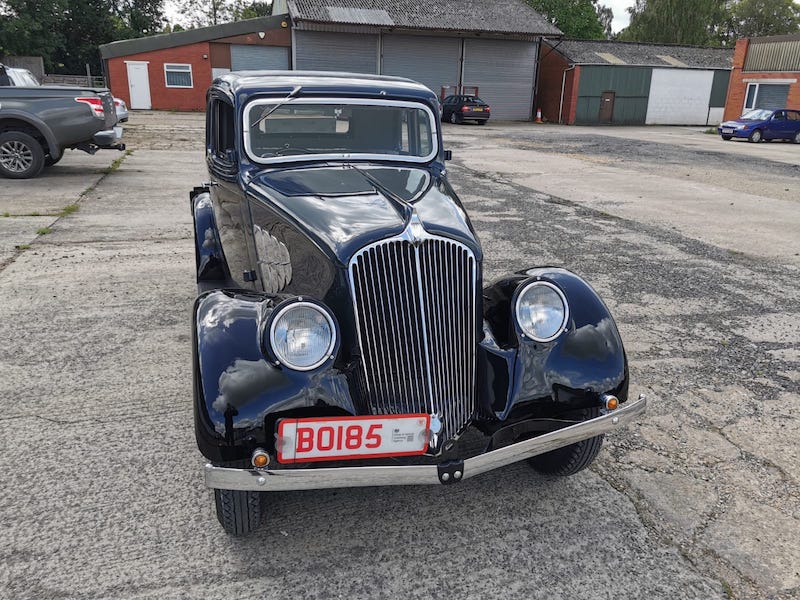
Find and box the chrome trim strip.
[204,395,647,492]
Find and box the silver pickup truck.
[0,63,125,179]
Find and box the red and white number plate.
[277,414,430,464]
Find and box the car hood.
[721,118,764,127]
[246,165,482,266]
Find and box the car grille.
[348,226,478,446]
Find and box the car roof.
[216,70,438,104]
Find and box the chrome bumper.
[204,394,647,492]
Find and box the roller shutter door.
[756,84,789,110]
[645,69,714,125]
[462,39,537,120]
[382,35,461,97]
[230,45,289,70]
[294,31,378,74]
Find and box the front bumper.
[204,394,647,492]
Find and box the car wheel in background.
[214,488,264,536]
[748,129,763,143]
[0,131,45,179]
[721,135,732,141]
[527,407,605,476]
[450,112,459,124]
[793,131,800,144]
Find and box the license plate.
[473,107,483,112]
[721,128,734,134]
[277,414,430,464]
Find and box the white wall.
[645,69,715,125]
[707,107,725,126]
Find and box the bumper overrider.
[205,394,647,492]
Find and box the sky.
[605,0,635,33]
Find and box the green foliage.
[618,0,729,45]
[527,0,611,39]
[729,0,800,38]
[173,0,271,27]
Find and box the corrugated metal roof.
[550,39,733,69]
[287,0,562,36]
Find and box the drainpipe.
[559,64,576,125]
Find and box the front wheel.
[721,135,732,141]
[214,488,265,536]
[748,129,763,143]
[0,131,45,179]
[528,407,604,476]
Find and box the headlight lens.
[269,301,336,371]
[515,281,569,343]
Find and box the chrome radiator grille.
[348,228,478,445]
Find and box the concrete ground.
[0,114,797,600]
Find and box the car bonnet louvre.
[347,216,478,448]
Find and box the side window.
[773,111,785,121]
[788,111,800,121]
[209,98,235,163]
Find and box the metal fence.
[41,74,107,88]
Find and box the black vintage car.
[191,71,646,535]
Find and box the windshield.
[741,109,772,120]
[244,98,437,164]
[9,68,40,86]
[464,96,486,104]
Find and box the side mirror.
[444,150,452,161]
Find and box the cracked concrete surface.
[0,115,797,599]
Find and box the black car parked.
[441,94,491,125]
[191,71,646,536]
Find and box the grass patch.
[704,127,718,135]
[36,227,52,235]
[102,148,134,174]
[59,203,79,217]
[15,243,30,250]
[2,212,9,217]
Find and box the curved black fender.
[191,189,236,291]
[193,289,356,463]
[479,267,628,420]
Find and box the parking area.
[0,114,798,600]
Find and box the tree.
[527,0,612,39]
[618,0,729,45]
[0,0,68,71]
[596,3,614,38]
[729,0,800,38]
[115,0,166,38]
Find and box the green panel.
[709,70,730,108]
[577,65,652,97]
[575,65,652,124]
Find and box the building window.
[164,63,193,88]
[743,82,790,113]
[744,83,757,111]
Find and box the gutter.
[559,64,576,124]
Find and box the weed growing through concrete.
[60,203,79,217]
[36,227,52,235]
[2,212,9,217]
[15,244,30,250]
[102,148,134,174]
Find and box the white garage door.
[462,39,538,120]
[230,45,289,71]
[646,69,714,125]
[294,31,378,74]
[381,35,461,97]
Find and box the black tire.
[748,129,762,143]
[0,130,45,179]
[793,131,800,144]
[214,488,265,536]
[45,149,63,167]
[721,135,732,141]
[528,407,604,476]
[450,111,460,124]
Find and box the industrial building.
[538,39,733,126]
[723,34,800,120]
[99,0,561,120]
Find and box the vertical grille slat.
[349,229,478,447]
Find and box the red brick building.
[723,34,800,121]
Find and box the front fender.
[193,290,356,463]
[480,267,628,420]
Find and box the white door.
[126,62,151,110]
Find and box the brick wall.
[107,42,212,111]
[723,38,800,120]
[537,42,579,124]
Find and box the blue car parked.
[718,108,800,143]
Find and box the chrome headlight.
[514,281,569,343]
[269,300,336,371]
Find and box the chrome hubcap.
[0,140,34,172]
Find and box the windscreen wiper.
[346,164,413,218]
[250,85,302,129]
